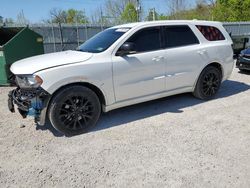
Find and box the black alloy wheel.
[202,72,220,97]
[193,66,222,99]
[48,86,101,136]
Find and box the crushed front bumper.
[8,87,50,125]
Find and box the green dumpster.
[0,27,44,85]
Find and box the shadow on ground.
[36,80,250,137]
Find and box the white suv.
[8,20,234,135]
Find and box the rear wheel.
[48,86,101,136]
[193,66,222,100]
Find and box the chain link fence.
[224,22,250,54]
[30,24,110,53]
[2,22,250,54]
[2,23,110,53]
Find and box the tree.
[183,1,212,20]
[168,0,187,19]
[121,2,137,23]
[50,8,67,23]
[213,0,250,21]
[164,0,213,21]
[105,0,138,24]
[16,11,30,25]
[146,8,158,21]
[158,14,169,20]
[66,9,88,24]
[90,7,111,26]
[0,16,3,24]
[49,8,88,24]
[4,18,14,24]
[146,8,170,21]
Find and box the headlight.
[16,75,43,88]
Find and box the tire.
[48,85,101,136]
[193,66,222,100]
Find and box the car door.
[163,25,205,91]
[112,26,166,101]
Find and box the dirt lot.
[0,68,250,188]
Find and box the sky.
[0,0,195,23]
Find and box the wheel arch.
[38,81,107,126]
[206,62,224,76]
[48,82,106,118]
[50,82,107,107]
[193,62,224,90]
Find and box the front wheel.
[193,66,222,100]
[48,86,101,136]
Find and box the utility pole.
[100,7,104,31]
[149,8,156,21]
[75,18,80,47]
[152,8,156,21]
[136,0,141,22]
[50,18,56,52]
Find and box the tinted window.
[79,28,130,53]
[196,25,225,41]
[164,25,199,48]
[126,27,161,53]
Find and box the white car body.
[11,20,234,113]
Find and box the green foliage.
[155,0,250,22]
[147,9,158,21]
[66,9,88,24]
[121,2,138,23]
[105,0,138,24]
[158,14,169,20]
[213,0,250,21]
[167,1,212,20]
[146,9,170,21]
[50,8,88,24]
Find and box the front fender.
[35,63,115,106]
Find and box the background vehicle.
[231,36,249,57]
[236,47,250,71]
[8,20,234,135]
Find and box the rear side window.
[196,25,225,41]
[163,25,199,48]
[126,27,161,52]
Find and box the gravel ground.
[0,68,250,188]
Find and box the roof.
[111,20,222,29]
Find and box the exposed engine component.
[8,87,49,122]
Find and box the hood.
[10,50,93,75]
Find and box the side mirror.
[116,42,136,56]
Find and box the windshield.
[78,28,130,53]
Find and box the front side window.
[79,28,130,53]
[164,25,199,48]
[196,25,225,41]
[126,27,161,53]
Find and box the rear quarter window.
[196,25,225,41]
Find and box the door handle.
[197,49,206,55]
[152,56,164,61]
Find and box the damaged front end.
[8,76,51,125]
